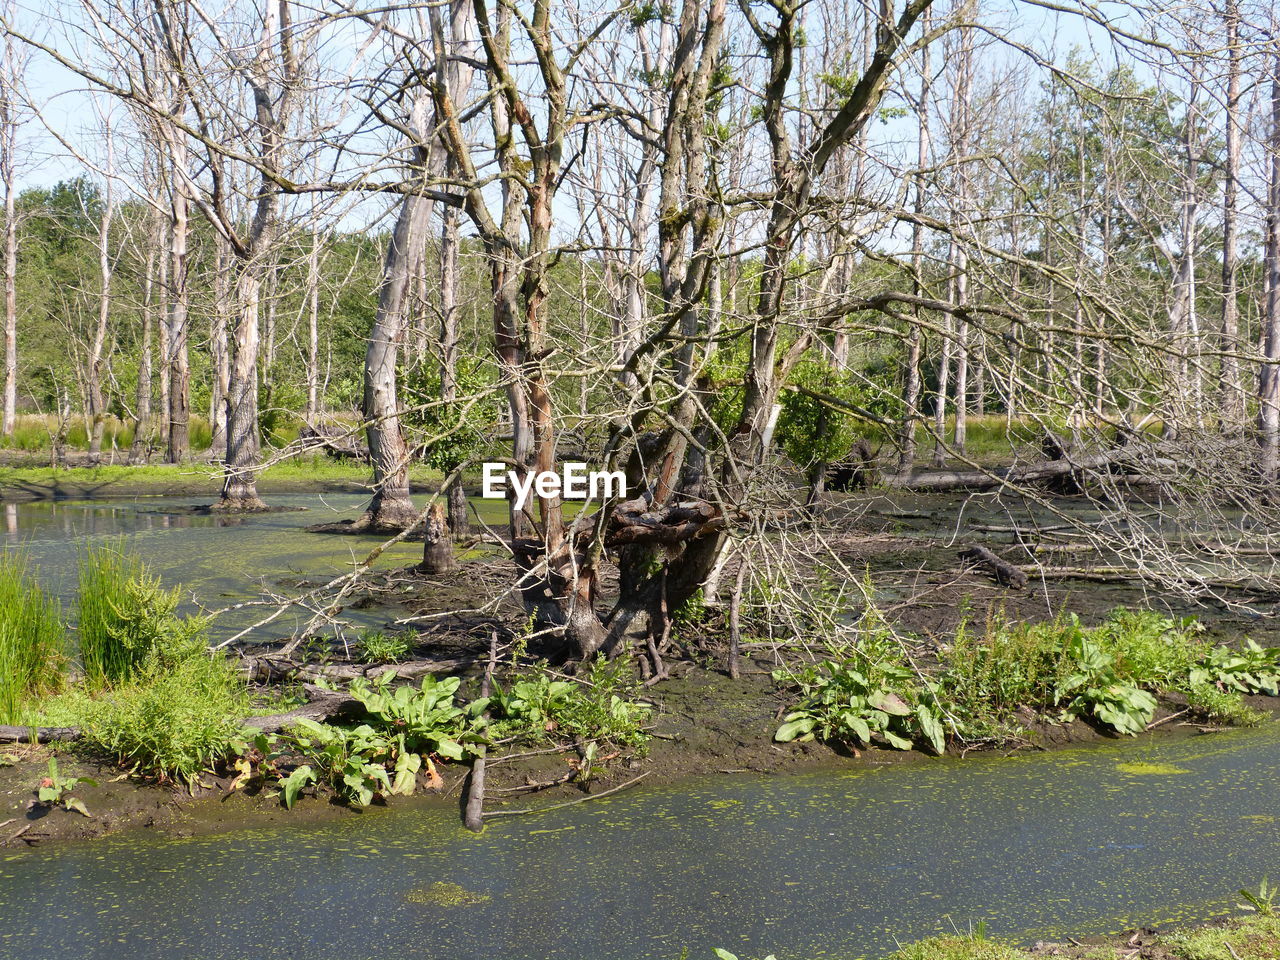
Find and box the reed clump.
[0,552,66,724]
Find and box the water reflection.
[0,494,428,644]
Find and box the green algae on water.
[404,882,491,907]
[1114,761,1191,775]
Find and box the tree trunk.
[305,227,320,423]
[217,265,267,510]
[87,130,114,465]
[210,238,231,457]
[1219,0,1244,427]
[1261,47,1280,483]
[360,132,432,531]
[418,502,456,574]
[166,166,190,464]
[129,245,155,464]
[439,198,469,539]
[0,27,15,440]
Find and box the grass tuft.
[0,552,66,724]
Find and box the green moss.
[1114,761,1191,775]
[404,881,491,907]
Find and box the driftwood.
[958,545,1029,589]
[298,422,369,461]
[888,450,1123,492]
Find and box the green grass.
[0,455,444,493]
[886,934,1028,960]
[77,543,209,688]
[1164,915,1280,960]
[0,552,66,724]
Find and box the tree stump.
[828,438,875,492]
[419,502,456,574]
[1041,432,1083,495]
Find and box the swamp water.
[2,494,1278,958]
[1,724,1278,960]
[0,494,509,644]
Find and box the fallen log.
[888,450,1122,492]
[0,725,80,744]
[958,545,1029,589]
[237,654,479,685]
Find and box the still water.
[0,494,508,644]
[1,724,1276,960]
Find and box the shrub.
[0,552,65,724]
[77,544,207,688]
[71,642,249,786]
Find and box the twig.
[481,772,651,818]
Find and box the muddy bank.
[4,655,1274,851]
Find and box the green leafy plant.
[489,655,651,750]
[282,672,486,808]
[359,630,412,664]
[278,764,318,810]
[774,632,945,754]
[347,672,483,761]
[1053,634,1158,735]
[1190,639,1280,696]
[36,757,97,817]
[286,719,420,807]
[1239,877,1277,917]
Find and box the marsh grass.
[0,413,211,453]
[0,552,65,724]
[78,542,211,688]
